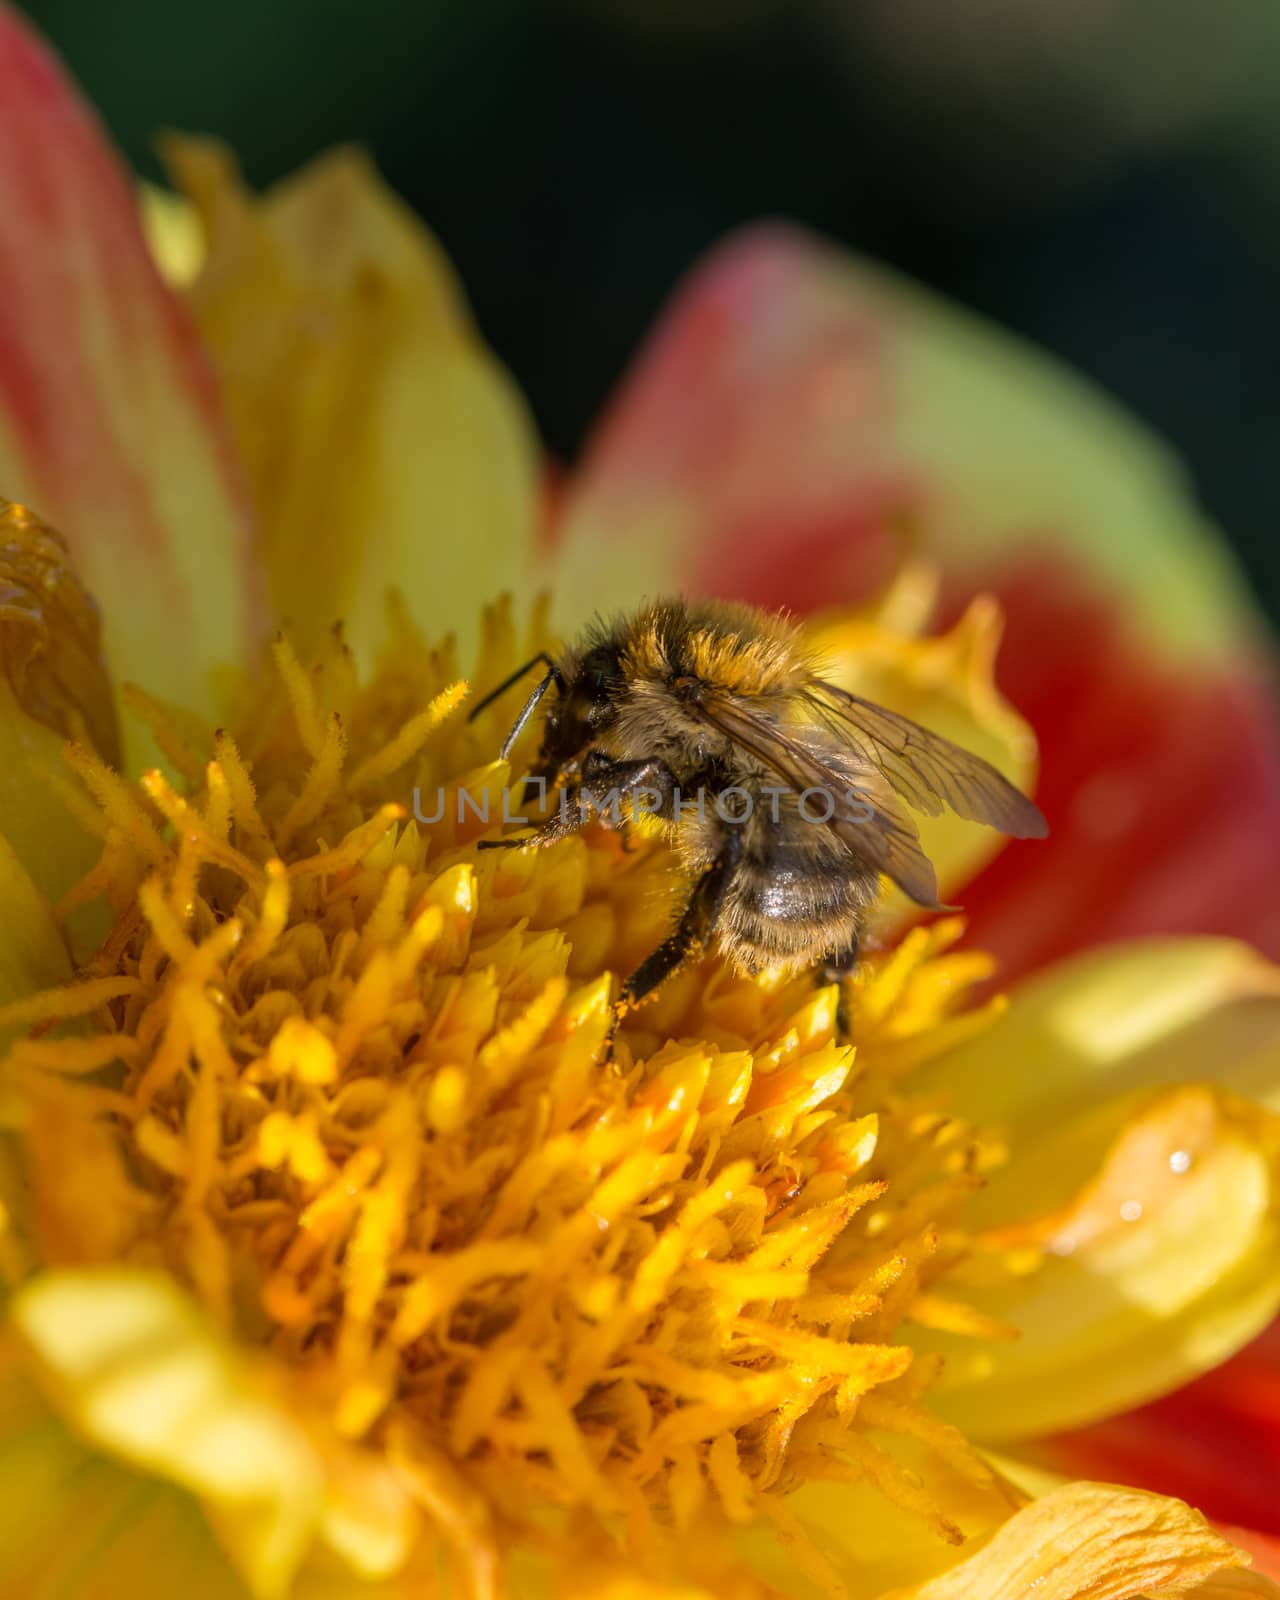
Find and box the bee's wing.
[803,678,1048,839]
[695,691,947,909]
[836,786,948,910]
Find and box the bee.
[470,598,1046,1022]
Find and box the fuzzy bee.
[471,598,1046,1018]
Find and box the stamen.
[1,611,1018,1595]
[348,679,467,790]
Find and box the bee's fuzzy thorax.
[613,597,810,698]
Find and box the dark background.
[26,0,1280,622]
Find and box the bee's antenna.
[467,652,565,723]
[498,672,559,761]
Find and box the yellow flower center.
[0,599,1018,1596]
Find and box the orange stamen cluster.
[0,600,1015,1596]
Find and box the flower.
[0,5,1279,1597]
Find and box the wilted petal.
[0,499,106,911]
[880,1481,1279,1599]
[0,498,118,766]
[0,5,258,720]
[164,136,541,667]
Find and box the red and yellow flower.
[0,6,1278,1596]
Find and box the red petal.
[556,225,1280,977]
[948,553,1280,983]
[0,6,258,720]
[1044,1321,1280,1538]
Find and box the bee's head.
[538,642,620,775]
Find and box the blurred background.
[26,0,1280,621]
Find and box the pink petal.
[0,6,259,724]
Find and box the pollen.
[0,599,1017,1597]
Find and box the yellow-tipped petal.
[13,1269,323,1598]
[881,1481,1279,1599]
[807,589,1040,916]
[162,137,540,667]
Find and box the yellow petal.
[915,1084,1280,1439]
[0,1354,247,1599]
[736,1441,1022,1600]
[903,940,1280,1438]
[880,1480,1279,1599]
[163,137,541,667]
[0,1348,434,1600]
[807,587,1040,915]
[0,832,71,1021]
[12,1268,324,1598]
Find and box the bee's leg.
[476,790,586,851]
[819,941,860,1044]
[619,830,742,1014]
[579,751,679,830]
